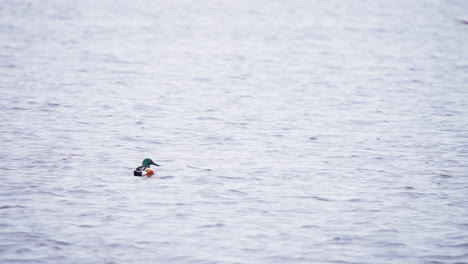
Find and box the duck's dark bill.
[152,162,161,166]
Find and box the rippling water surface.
[1,0,468,263]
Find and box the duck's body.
[134,158,160,177]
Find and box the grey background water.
[1,0,468,263]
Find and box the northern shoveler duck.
[133,158,160,177]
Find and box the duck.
[133,158,160,177]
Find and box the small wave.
[313,196,332,202]
[228,189,248,195]
[0,205,26,210]
[438,174,453,179]
[157,176,174,180]
[198,223,224,228]
[186,165,212,172]
[300,224,319,229]
[438,242,468,248]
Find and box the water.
[1,0,468,263]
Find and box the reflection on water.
[1,1,468,263]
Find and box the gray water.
[1,0,468,263]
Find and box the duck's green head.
[142,158,160,167]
